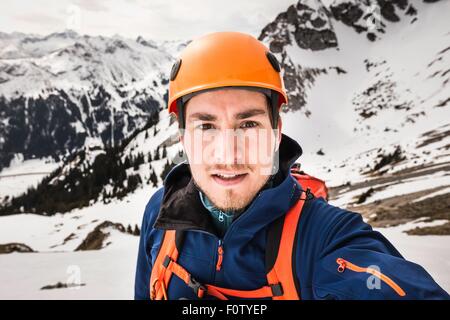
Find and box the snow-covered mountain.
[1,0,449,218]
[0,0,448,220]
[0,30,186,172]
[258,0,449,228]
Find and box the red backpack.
[150,165,328,300]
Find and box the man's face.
[181,88,282,212]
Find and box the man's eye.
[197,123,215,130]
[240,121,259,129]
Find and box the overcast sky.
[0,0,296,41]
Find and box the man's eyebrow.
[188,112,217,121]
[235,108,267,120]
[187,108,266,121]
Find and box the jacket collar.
[153,134,304,236]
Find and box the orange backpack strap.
[265,191,306,299]
[205,185,309,300]
[150,230,186,300]
[265,169,328,300]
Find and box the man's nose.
[212,129,244,165]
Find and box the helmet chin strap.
[270,91,279,129]
[176,99,185,130]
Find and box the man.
[134,32,449,300]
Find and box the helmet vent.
[170,59,182,81]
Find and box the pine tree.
[102,190,108,204]
[133,152,144,171]
[154,147,160,161]
[150,169,158,187]
[124,155,131,168]
[133,224,141,236]
[133,153,145,170]
[160,159,174,181]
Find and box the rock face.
[75,221,126,251]
[258,0,429,113]
[0,242,34,254]
[329,0,419,41]
[260,1,337,53]
[259,1,339,113]
[40,282,86,290]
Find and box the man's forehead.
[185,89,268,118]
[190,88,265,104]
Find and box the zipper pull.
[337,258,346,273]
[218,211,224,222]
[216,240,224,271]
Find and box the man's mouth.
[211,173,248,186]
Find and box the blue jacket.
[134,134,449,300]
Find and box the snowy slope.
[0,183,152,252]
[267,0,450,188]
[0,214,448,299]
[0,241,139,299]
[0,156,60,202]
[374,220,450,293]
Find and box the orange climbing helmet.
[168,31,288,119]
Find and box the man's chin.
[196,179,265,212]
[209,191,251,212]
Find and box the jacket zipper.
[336,258,406,297]
[214,184,300,274]
[172,182,299,276]
[216,239,224,271]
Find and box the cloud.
[73,0,110,12]
[14,13,64,26]
[0,0,295,41]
